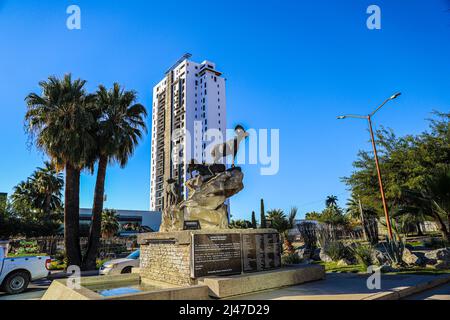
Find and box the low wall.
[140,240,193,286]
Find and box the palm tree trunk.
[432,211,450,242]
[64,164,82,267]
[43,194,52,224]
[82,155,108,271]
[416,222,424,236]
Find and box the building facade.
[79,208,162,235]
[150,54,227,211]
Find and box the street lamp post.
[337,92,401,240]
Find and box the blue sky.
[0,0,449,220]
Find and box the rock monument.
[138,126,285,286]
[160,165,244,232]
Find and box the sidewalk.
[229,273,450,300]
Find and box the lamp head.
[337,115,346,120]
[390,92,401,100]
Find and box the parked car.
[0,247,51,294]
[99,250,140,275]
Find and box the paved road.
[0,270,99,300]
[404,282,450,300]
[0,278,51,300]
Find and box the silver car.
[99,250,140,275]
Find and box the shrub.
[381,235,405,267]
[323,241,348,261]
[14,240,40,256]
[282,253,302,265]
[350,244,374,268]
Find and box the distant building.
[79,208,161,236]
[150,54,227,211]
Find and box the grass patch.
[313,261,450,275]
[405,241,423,247]
[312,261,366,273]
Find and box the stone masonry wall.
[140,242,194,286]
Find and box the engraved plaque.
[191,233,242,278]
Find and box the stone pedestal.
[138,229,281,286]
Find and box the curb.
[47,270,99,280]
[362,275,450,300]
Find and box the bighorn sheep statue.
[210,125,249,167]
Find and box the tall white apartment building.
[150,54,227,212]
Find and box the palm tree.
[25,74,96,266]
[101,209,120,238]
[266,207,298,253]
[325,195,338,208]
[11,181,35,214]
[345,195,361,221]
[305,211,321,221]
[30,162,64,220]
[82,83,147,270]
[11,162,63,224]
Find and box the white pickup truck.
[0,247,51,294]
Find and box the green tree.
[82,83,147,270]
[397,166,450,241]
[101,209,120,238]
[251,211,257,228]
[343,111,450,239]
[260,199,267,228]
[25,74,96,266]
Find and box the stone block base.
[199,264,326,298]
[138,229,281,286]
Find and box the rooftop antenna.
[165,53,192,74]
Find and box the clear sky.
[1,0,449,220]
